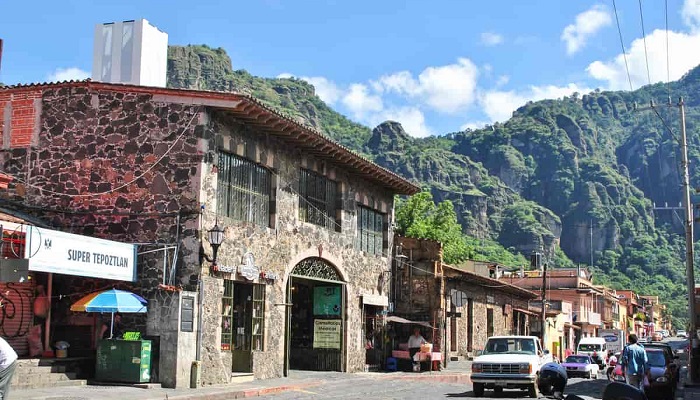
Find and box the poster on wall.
[313,286,341,316]
[313,319,341,349]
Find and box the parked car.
[645,348,680,399]
[651,332,663,342]
[561,355,599,379]
[470,336,553,398]
[677,330,688,338]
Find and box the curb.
[377,373,471,384]
[152,381,322,400]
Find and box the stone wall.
[445,277,532,357]
[195,112,396,381]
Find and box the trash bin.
[55,341,70,358]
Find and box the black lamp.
[199,223,225,266]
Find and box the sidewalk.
[10,362,473,400]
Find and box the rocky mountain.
[167,44,698,323]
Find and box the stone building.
[0,81,418,387]
[391,236,537,362]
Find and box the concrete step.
[13,379,87,390]
[230,372,254,384]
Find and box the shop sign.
[313,319,341,349]
[24,226,137,282]
[313,286,341,316]
[259,271,278,281]
[239,252,259,281]
[216,265,236,274]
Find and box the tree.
[395,192,471,264]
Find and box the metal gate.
[0,282,35,356]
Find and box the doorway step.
[12,358,90,389]
[231,372,254,384]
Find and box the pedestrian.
[0,336,18,400]
[538,362,568,400]
[620,334,648,391]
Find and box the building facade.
[0,81,418,386]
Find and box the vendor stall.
[385,316,442,372]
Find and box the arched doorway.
[285,257,345,373]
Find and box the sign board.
[239,252,259,281]
[313,319,341,349]
[24,226,137,282]
[313,286,341,316]
[450,289,467,308]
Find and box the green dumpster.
[96,339,152,383]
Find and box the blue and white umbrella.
[70,289,147,338]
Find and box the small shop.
[286,257,345,372]
[0,222,140,364]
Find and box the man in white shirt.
[407,327,426,363]
[0,336,18,399]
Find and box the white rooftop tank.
[92,19,168,87]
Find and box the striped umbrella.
[71,289,147,338]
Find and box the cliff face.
[166,45,698,320]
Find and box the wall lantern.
[199,223,226,266]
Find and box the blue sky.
[2,0,700,137]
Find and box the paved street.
[261,338,690,400]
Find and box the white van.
[576,337,607,368]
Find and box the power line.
[612,0,634,91]
[638,0,653,86]
[665,0,672,100]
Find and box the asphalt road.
[261,337,690,400]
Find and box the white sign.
[313,319,341,349]
[239,252,259,281]
[24,226,137,282]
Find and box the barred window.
[217,152,272,227]
[356,205,385,255]
[299,169,339,231]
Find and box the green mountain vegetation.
[167,44,700,327]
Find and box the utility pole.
[639,97,697,383]
[541,262,547,351]
[679,97,697,385]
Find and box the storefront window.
[356,205,385,255]
[217,152,272,227]
[221,280,234,350]
[299,169,340,231]
[221,281,265,352]
[252,284,265,351]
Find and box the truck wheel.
[528,383,538,398]
[473,383,484,397]
[494,387,503,395]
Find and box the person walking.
[620,334,649,391]
[0,336,18,399]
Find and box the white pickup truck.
[470,336,554,398]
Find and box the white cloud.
[561,5,612,55]
[371,107,432,138]
[480,83,591,122]
[341,83,384,119]
[480,32,504,46]
[496,75,510,87]
[302,76,342,105]
[376,58,479,114]
[683,0,700,31]
[460,120,490,131]
[587,29,700,90]
[277,73,343,105]
[47,67,90,82]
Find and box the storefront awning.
[386,316,433,328]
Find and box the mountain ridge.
[167,44,698,325]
